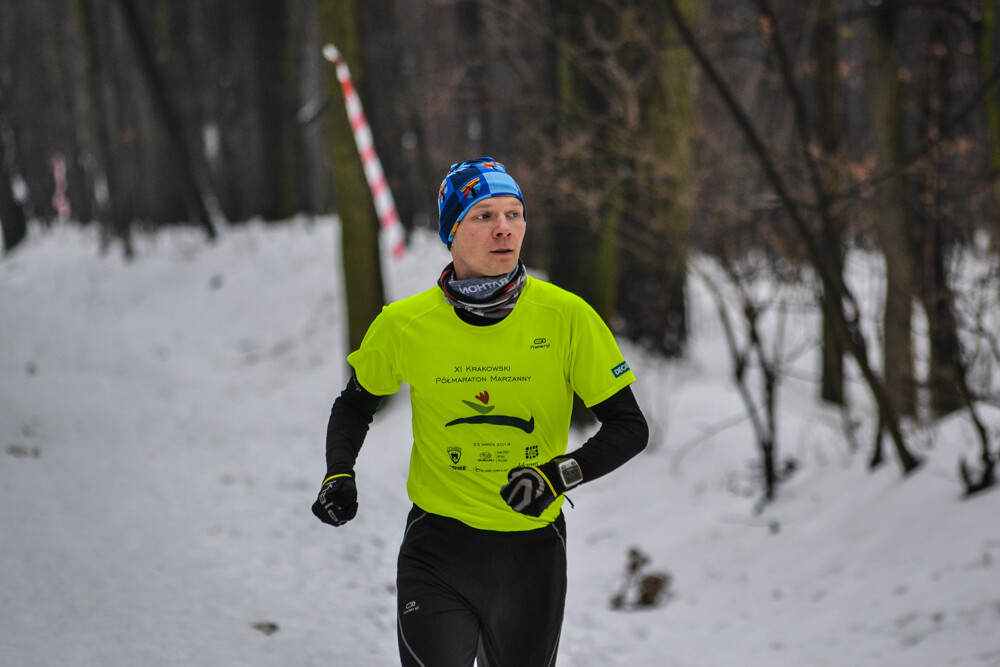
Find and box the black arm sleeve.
[565,386,648,484]
[324,373,385,477]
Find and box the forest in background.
[2,0,998,501]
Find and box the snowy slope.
[1,218,998,667]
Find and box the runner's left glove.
[312,473,358,527]
[500,457,582,517]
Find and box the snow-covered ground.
[2,217,998,666]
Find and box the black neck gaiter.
[437,261,527,320]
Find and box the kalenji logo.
[612,361,631,378]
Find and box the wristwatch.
[556,458,583,490]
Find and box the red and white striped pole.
[323,44,406,260]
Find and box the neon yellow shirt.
[347,276,636,531]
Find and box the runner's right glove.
[311,473,358,527]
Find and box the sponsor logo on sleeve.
[612,361,631,378]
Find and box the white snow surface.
[2,217,999,667]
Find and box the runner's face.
[450,196,525,279]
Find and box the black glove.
[500,457,582,517]
[312,473,358,527]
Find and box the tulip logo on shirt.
[446,390,535,433]
[462,391,494,414]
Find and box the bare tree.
[665,0,923,476]
[694,256,803,507]
[953,249,999,495]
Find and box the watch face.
[559,459,583,487]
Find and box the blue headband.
[437,157,524,246]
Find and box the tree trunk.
[871,3,916,417]
[982,0,1000,244]
[294,0,332,215]
[816,0,846,405]
[359,0,417,231]
[321,0,386,354]
[76,0,132,255]
[914,16,964,417]
[617,0,691,357]
[918,248,963,416]
[111,0,220,238]
[0,88,28,252]
[254,0,299,221]
[547,0,619,323]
